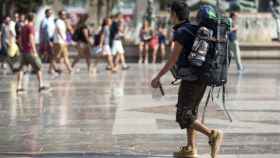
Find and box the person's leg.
[152,45,159,64]
[48,52,60,74]
[120,53,129,69]
[138,42,143,63]
[192,120,211,137]
[232,41,243,71]
[36,70,44,88]
[52,43,62,73]
[106,54,115,71]
[113,53,120,70]
[6,57,15,73]
[94,54,101,68]
[175,80,223,158]
[71,45,82,69]
[62,44,72,73]
[16,55,26,91]
[175,81,201,157]
[105,45,117,72]
[144,43,149,64]
[160,44,166,62]
[276,18,280,41]
[16,70,24,90]
[187,128,197,149]
[115,41,128,69]
[84,46,92,72]
[111,42,120,70]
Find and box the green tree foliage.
[1,0,43,17]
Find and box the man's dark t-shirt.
[76,25,89,43]
[173,21,199,68]
[21,24,35,53]
[110,21,121,46]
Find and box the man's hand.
[151,77,160,88]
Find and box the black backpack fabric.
[110,21,119,46]
[72,27,81,42]
[172,6,231,88]
[93,32,101,47]
[73,25,88,42]
[198,19,231,87]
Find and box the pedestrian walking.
[229,12,244,72]
[93,17,116,72]
[151,1,223,158]
[53,10,72,74]
[16,13,48,93]
[72,15,92,73]
[110,13,129,70]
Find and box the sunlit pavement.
[0,60,280,158]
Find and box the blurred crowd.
[0,8,240,92]
[0,9,173,76]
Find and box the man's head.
[26,13,35,23]
[58,10,66,20]
[14,13,19,21]
[45,9,53,18]
[4,16,11,24]
[230,12,237,21]
[116,13,123,20]
[20,14,25,22]
[102,17,112,27]
[169,0,190,25]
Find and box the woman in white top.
[93,18,116,72]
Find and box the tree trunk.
[97,0,103,25]
[106,0,110,17]
[8,0,16,16]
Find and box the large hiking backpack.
[171,5,233,122]
[198,5,232,122]
[183,5,231,87]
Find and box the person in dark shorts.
[151,1,223,158]
[71,15,92,73]
[158,25,167,63]
[138,20,153,64]
[16,13,48,93]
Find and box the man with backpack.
[151,1,224,158]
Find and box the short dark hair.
[45,9,51,15]
[170,0,190,21]
[26,13,35,22]
[230,12,236,18]
[58,10,66,16]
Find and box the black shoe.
[55,69,62,74]
[12,68,19,74]
[39,86,49,93]
[16,88,25,93]
[31,70,37,75]
[106,66,112,71]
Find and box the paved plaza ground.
[0,60,279,158]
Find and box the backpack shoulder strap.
[182,26,196,38]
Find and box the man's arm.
[65,20,74,34]
[82,28,91,44]
[56,21,65,41]
[29,29,37,55]
[0,31,2,48]
[151,41,183,88]
[231,24,238,32]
